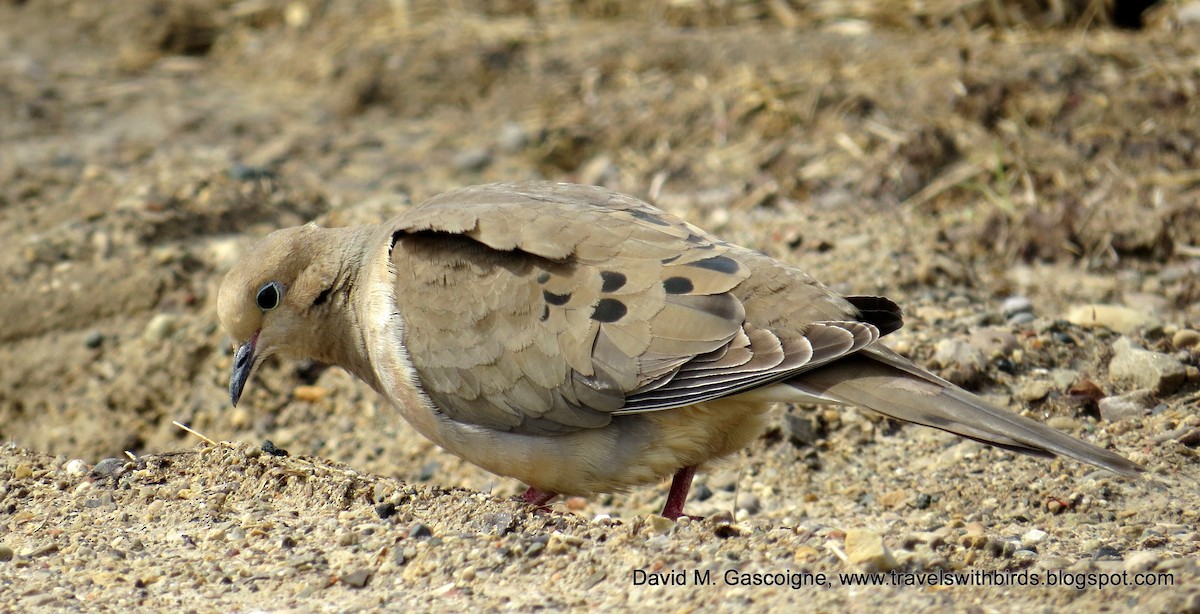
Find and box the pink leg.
[521,486,558,508]
[660,466,697,520]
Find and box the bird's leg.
[520,486,558,510]
[660,465,698,520]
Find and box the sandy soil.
[2,1,1199,611]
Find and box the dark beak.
[229,333,258,406]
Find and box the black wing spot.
[600,271,627,293]
[543,290,572,306]
[591,298,628,323]
[663,276,694,294]
[688,255,740,274]
[540,304,550,321]
[629,208,671,226]
[846,295,904,336]
[536,271,551,284]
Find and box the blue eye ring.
[255,281,283,311]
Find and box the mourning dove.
[217,181,1141,519]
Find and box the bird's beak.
[229,332,259,406]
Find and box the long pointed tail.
[785,346,1143,477]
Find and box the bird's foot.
[519,486,559,513]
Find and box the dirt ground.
[2,0,1199,611]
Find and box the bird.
[217,181,1141,520]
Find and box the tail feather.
[785,345,1143,478]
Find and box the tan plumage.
[217,181,1141,519]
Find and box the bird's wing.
[387,182,875,434]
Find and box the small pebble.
[452,148,492,172]
[647,515,675,535]
[844,529,898,571]
[417,461,439,482]
[496,122,528,152]
[293,385,328,403]
[1036,556,1071,571]
[142,313,179,343]
[1007,312,1035,325]
[408,523,433,539]
[1013,549,1038,562]
[0,545,12,562]
[969,328,1017,357]
[783,411,821,447]
[932,338,985,387]
[84,331,104,349]
[91,458,127,478]
[736,492,760,514]
[1002,296,1034,323]
[227,164,275,181]
[261,440,289,457]
[1098,390,1155,422]
[1123,550,1160,573]
[1017,380,1053,403]
[1109,337,1187,395]
[1066,304,1162,334]
[341,569,372,588]
[482,512,515,535]
[1173,329,1200,350]
[64,459,89,477]
[1022,528,1048,545]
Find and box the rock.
[844,529,898,571]
[84,331,104,349]
[783,410,821,447]
[932,338,985,387]
[1181,0,1200,24]
[64,459,88,477]
[647,515,676,535]
[451,148,492,172]
[292,385,328,403]
[1098,390,1155,422]
[1066,304,1162,334]
[1124,550,1160,573]
[578,154,620,187]
[0,545,12,562]
[91,458,126,478]
[1172,329,1200,350]
[1046,416,1079,431]
[1036,556,1071,571]
[205,237,243,271]
[496,122,528,153]
[1109,337,1187,395]
[1002,296,1033,317]
[1022,528,1048,546]
[1007,312,1035,325]
[341,569,372,588]
[736,492,760,514]
[1002,296,1034,324]
[968,327,1018,358]
[1017,380,1053,403]
[142,313,179,343]
[227,164,275,182]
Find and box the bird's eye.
[255,282,283,311]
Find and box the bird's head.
[217,223,350,406]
